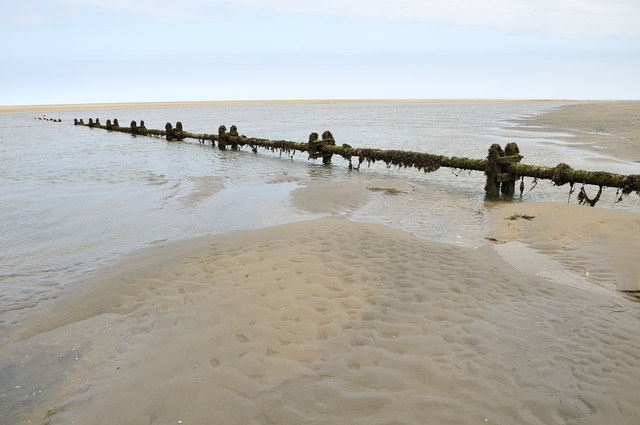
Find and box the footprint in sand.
[317,327,332,340]
[254,413,276,425]
[235,334,249,343]
[347,361,361,371]
[265,348,279,356]
[209,358,220,367]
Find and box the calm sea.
[1,101,638,327]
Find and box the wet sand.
[510,100,640,162]
[487,202,640,293]
[3,193,640,425]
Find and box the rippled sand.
[4,206,640,424]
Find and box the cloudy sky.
[1,0,639,105]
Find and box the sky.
[1,0,639,105]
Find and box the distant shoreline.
[0,98,592,113]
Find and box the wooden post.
[130,120,138,135]
[321,131,336,164]
[308,132,321,159]
[307,131,335,164]
[139,120,147,135]
[172,121,184,140]
[218,125,227,150]
[165,122,174,141]
[106,119,112,130]
[113,119,119,128]
[173,122,184,140]
[228,125,239,149]
[500,142,522,196]
[484,144,503,197]
[88,118,94,128]
[485,143,523,197]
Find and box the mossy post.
[229,125,239,149]
[113,119,119,128]
[485,144,503,197]
[106,119,112,130]
[74,119,79,125]
[308,132,320,159]
[308,131,335,164]
[138,120,147,135]
[500,142,522,195]
[130,120,138,135]
[88,118,94,128]
[321,131,336,164]
[175,122,184,140]
[165,122,174,141]
[484,143,523,198]
[95,118,100,126]
[218,125,227,150]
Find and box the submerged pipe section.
[73,118,640,204]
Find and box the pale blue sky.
[1,0,639,105]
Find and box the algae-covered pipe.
[74,118,640,198]
[323,144,639,196]
[513,163,640,196]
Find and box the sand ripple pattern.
[13,219,639,425]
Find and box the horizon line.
[1,98,633,113]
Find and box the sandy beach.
[5,207,640,425]
[510,100,640,162]
[2,100,640,424]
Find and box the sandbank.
[509,100,640,161]
[0,98,572,113]
[3,203,640,424]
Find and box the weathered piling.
[74,118,640,204]
[165,123,174,141]
[484,142,523,197]
[218,125,227,150]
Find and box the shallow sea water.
[1,101,639,328]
